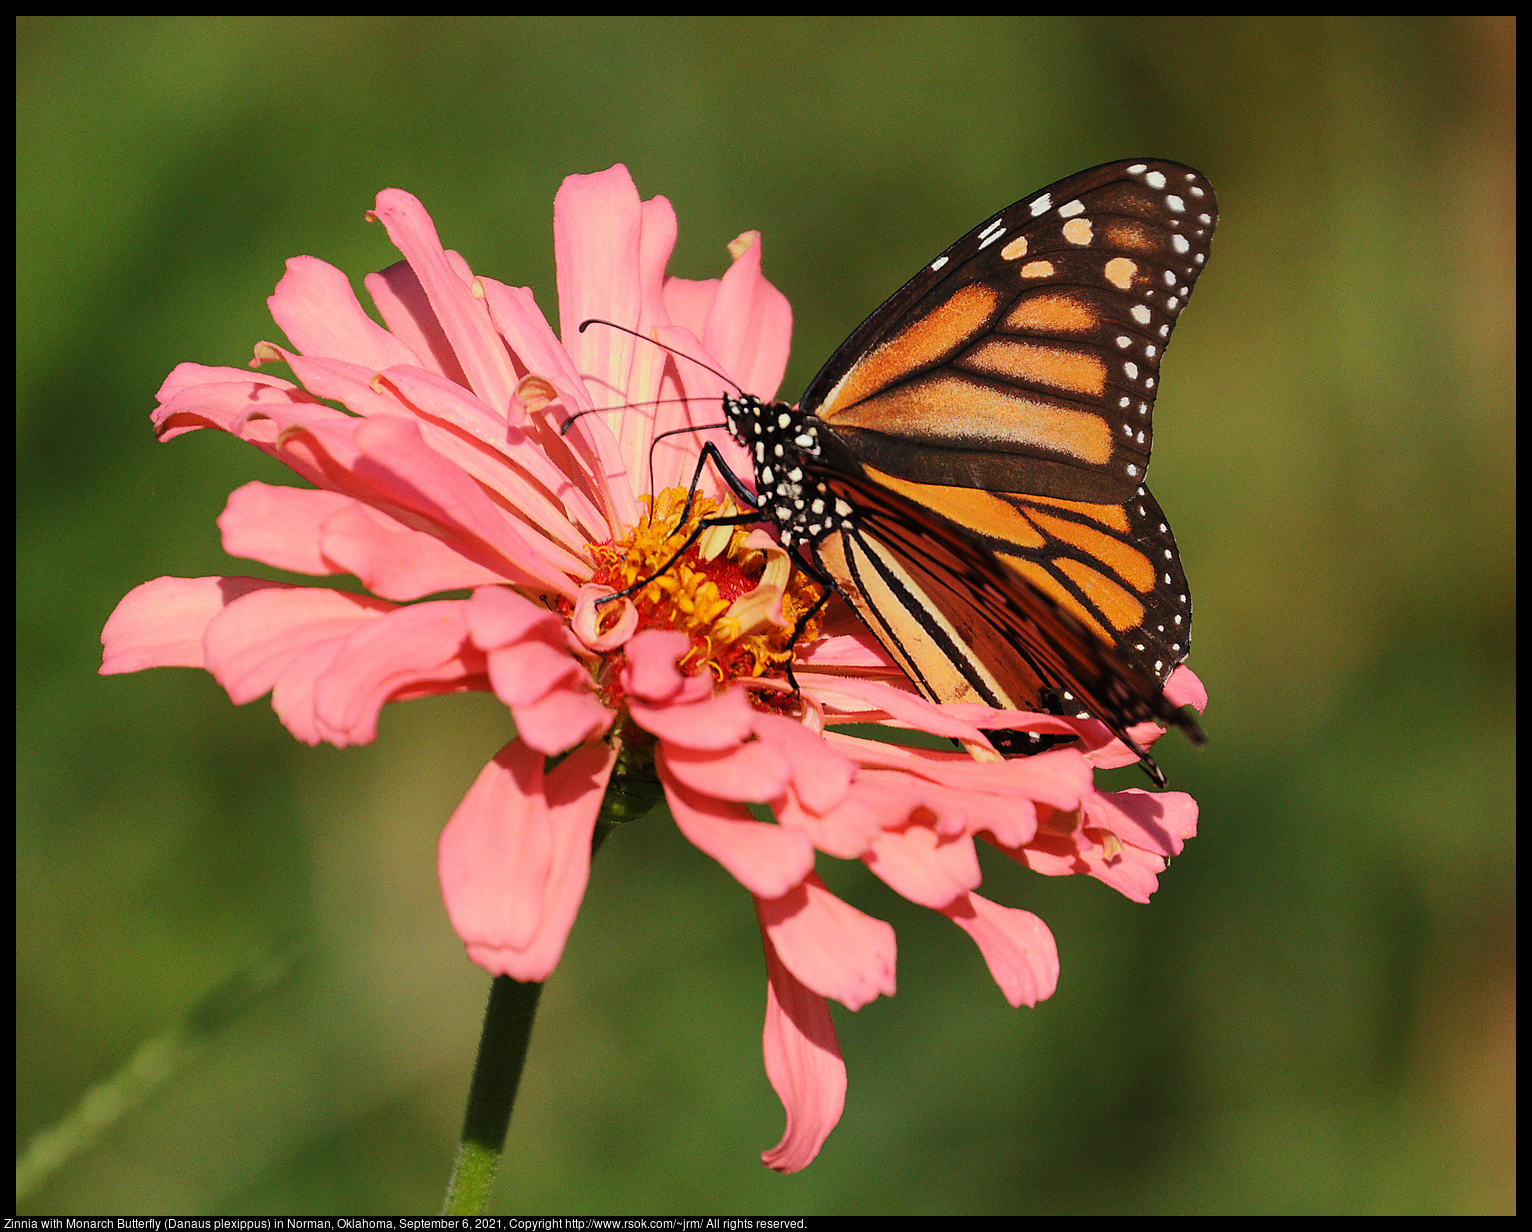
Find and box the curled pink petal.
[152,368,326,445]
[317,500,512,599]
[658,739,791,804]
[368,189,518,417]
[703,230,793,403]
[805,676,992,743]
[823,732,1089,838]
[555,165,645,391]
[202,584,401,707]
[864,825,982,909]
[269,254,425,372]
[218,482,355,575]
[511,686,613,757]
[756,874,896,1011]
[101,576,293,675]
[620,628,693,702]
[659,752,815,899]
[1079,840,1168,903]
[941,893,1059,1008]
[307,600,482,746]
[1076,787,1199,903]
[487,639,583,707]
[630,685,757,751]
[362,258,470,388]
[1002,786,1200,905]
[570,584,636,652]
[757,919,845,1174]
[1087,787,1199,863]
[346,415,577,598]
[465,584,561,650]
[772,769,920,861]
[1165,664,1208,712]
[661,276,717,340]
[439,739,618,981]
[753,712,855,815]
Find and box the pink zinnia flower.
[100,165,1203,1173]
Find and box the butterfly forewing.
[802,160,1216,507]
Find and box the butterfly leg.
[670,440,763,532]
[595,509,761,606]
[781,582,832,694]
[596,442,768,607]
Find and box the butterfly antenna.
[558,396,715,437]
[647,421,730,495]
[578,318,743,395]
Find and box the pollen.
[583,486,825,686]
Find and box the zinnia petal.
[100,575,291,674]
[619,628,694,702]
[757,919,846,1174]
[701,230,792,403]
[268,254,425,372]
[438,738,618,982]
[308,598,482,747]
[367,188,519,417]
[941,893,1060,1008]
[658,740,792,804]
[658,753,815,899]
[756,874,896,1012]
[200,584,398,708]
[511,687,613,757]
[631,685,757,750]
[570,584,636,652]
[863,824,982,910]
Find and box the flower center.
[585,487,824,686]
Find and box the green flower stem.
[441,750,664,1215]
[441,974,544,1215]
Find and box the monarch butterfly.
[614,159,1214,785]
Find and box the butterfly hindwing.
[805,465,1189,747]
[837,469,1192,688]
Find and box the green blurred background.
[17,16,1513,1216]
